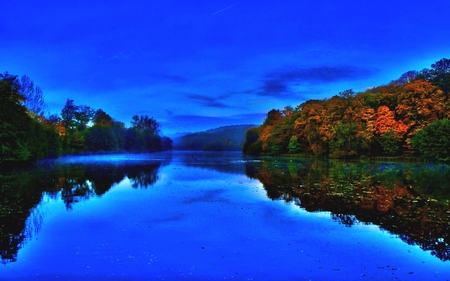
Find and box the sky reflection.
[1,152,449,280]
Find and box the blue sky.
[2,1,449,135]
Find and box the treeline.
[243,58,450,161]
[0,72,172,167]
[173,124,255,151]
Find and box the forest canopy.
[243,58,450,161]
[0,73,171,167]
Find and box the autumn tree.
[374,105,407,138]
[294,100,328,155]
[395,79,445,139]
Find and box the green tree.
[61,99,95,132]
[111,122,126,150]
[61,99,78,131]
[125,128,146,152]
[430,58,450,98]
[0,73,59,165]
[85,126,119,152]
[131,115,160,134]
[378,130,401,156]
[74,105,95,131]
[411,119,450,161]
[93,109,113,127]
[128,115,162,152]
[0,73,32,164]
[287,135,301,154]
[243,127,259,154]
[329,122,359,158]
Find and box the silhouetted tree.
[131,115,160,134]
[19,75,47,118]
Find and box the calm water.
[1,151,449,280]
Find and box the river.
[1,151,449,280]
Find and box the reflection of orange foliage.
[373,185,409,212]
[258,162,274,185]
[359,197,375,210]
[57,177,66,188]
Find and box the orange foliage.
[374,105,407,138]
[247,62,450,157]
[396,79,445,134]
[259,125,274,151]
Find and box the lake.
[1,151,449,280]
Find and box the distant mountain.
[172,124,257,151]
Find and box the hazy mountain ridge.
[173,124,257,151]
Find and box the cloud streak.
[254,65,373,97]
[187,94,232,108]
[211,3,239,16]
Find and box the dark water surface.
[1,151,449,280]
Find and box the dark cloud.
[260,80,290,96]
[187,94,232,108]
[255,66,373,97]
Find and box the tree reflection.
[125,163,161,188]
[245,157,450,262]
[61,179,95,209]
[0,157,164,264]
[0,171,46,264]
[331,213,358,227]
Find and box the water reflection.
[245,157,450,261]
[0,170,47,264]
[0,154,168,264]
[173,150,250,174]
[2,152,450,266]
